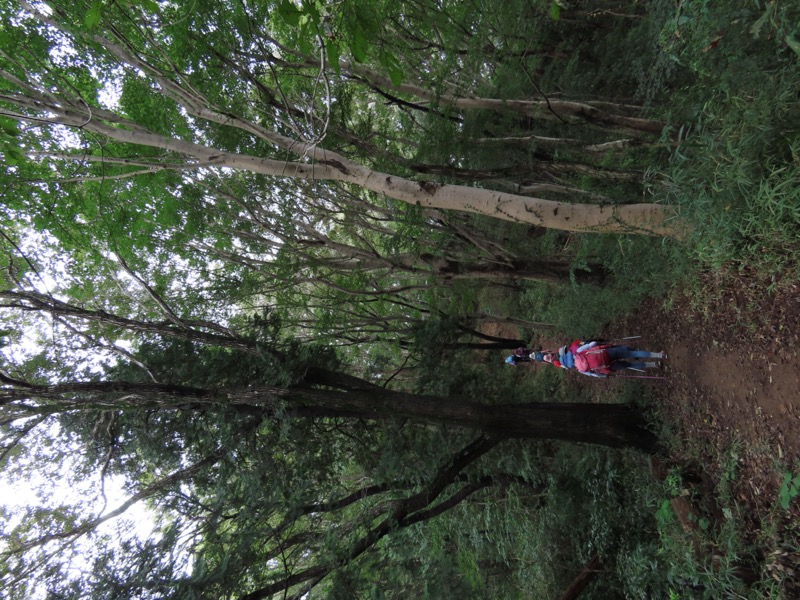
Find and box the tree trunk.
[2,26,680,238]
[7,378,658,451]
[467,313,558,330]
[441,341,524,350]
[278,386,657,451]
[283,56,665,137]
[25,102,677,235]
[425,256,606,285]
[558,554,604,600]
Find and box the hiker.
[571,340,665,377]
[532,339,597,370]
[505,347,534,366]
[532,339,666,377]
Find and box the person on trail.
[531,339,595,370]
[531,339,666,377]
[505,347,534,366]
[572,341,666,377]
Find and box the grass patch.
[656,0,800,278]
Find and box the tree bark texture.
[4,379,658,451]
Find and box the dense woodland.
[1,0,798,598]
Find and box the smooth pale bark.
[1,14,679,238]
[490,180,611,202]
[5,89,674,234]
[346,68,665,135]
[260,45,665,136]
[15,104,677,234]
[421,256,607,285]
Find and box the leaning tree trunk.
[441,342,526,350]
[287,56,667,137]
[4,38,680,238]
[42,109,681,235]
[256,383,659,450]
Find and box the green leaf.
[785,34,800,58]
[297,23,314,55]
[350,27,368,63]
[548,1,561,20]
[325,40,341,75]
[0,117,19,138]
[277,0,302,27]
[3,145,24,166]
[379,50,404,86]
[157,196,182,227]
[84,2,102,30]
[300,0,320,23]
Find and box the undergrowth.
[435,1,800,597]
[658,0,800,280]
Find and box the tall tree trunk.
[466,313,558,330]
[440,341,525,350]
[2,16,680,238]
[16,97,677,235]
[6,378,658,451]
[425,256,607,285]
[266,53,665,137]
[345,71,664,136]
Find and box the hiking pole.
[612,374,665,380]
[604,335,642,344]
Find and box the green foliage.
[547,1,560,21]
[786,34,800,58]
[119,74,190,138]
[778,471,800,510]
[0,115,22,166]
[656,0,800,277]
[3,0,800,597]
[519,234,686,337]
[83,2,102,29]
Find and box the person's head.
[505,355,515,365]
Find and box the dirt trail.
[608,280,800,494]
[601,278,800,591]
[490,275,800,589]
[493,274,800,509]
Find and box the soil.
[605,271,800,592]
[490,270,800,592]
[608,273,800,502]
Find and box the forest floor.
[592,270,800,591]
[492,270,800,591]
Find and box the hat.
[505,355,515,365]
